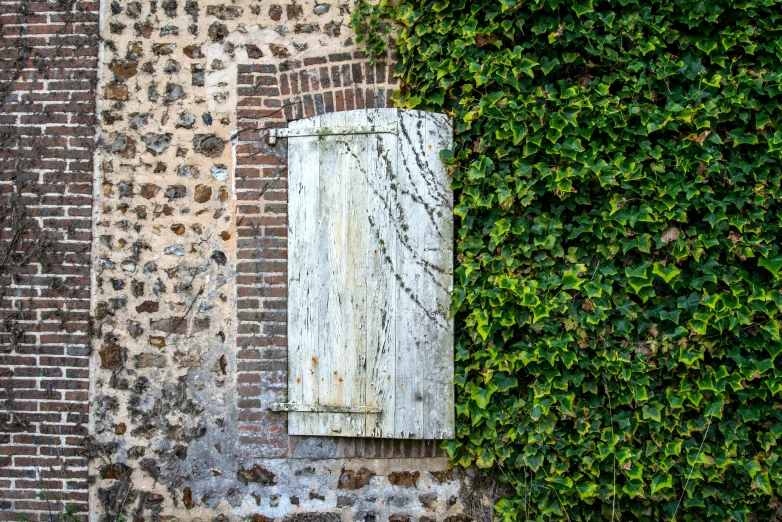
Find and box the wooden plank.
[315,110,368,437]
[344,110,372,437]
[364,109,398,437]
[321,110,371,437]
[316,110,348,437]
[393,110,454,438]
[287,115,322,436]
[394,110,425,438]
[422,111,455,439]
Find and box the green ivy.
[354,1,782,520]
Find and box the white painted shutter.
[277,109,454,439]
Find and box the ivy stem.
[603,378,617,521]
[670,417,712,522]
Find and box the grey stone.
[211,251,226,266]
[208,21,229,42]
[324,21,341,38]
[388,496,410,508]
[314,4,331,15]
[164,185,186,200]
[419,492,437,509]
[185,0,199,17]
[165,245,185,256]
[128,322,143,338]
[160,25,179,36]
[164,60,181,74]
[211,165,228,181]
[117,181,133,197]
[165,83,185,103]
[175,111,196,129]
[206,5,243,19]
[177,164,199,178]
[162,0,177,16]
[135,395,156,412]
[295,23,319,34]
[107,135,135,158]
[127,1,141,18]
[129,113,149,129]
[245,44,263,59]
[143,133,172,155]
[336,495,355,507]
[136,353,166,368]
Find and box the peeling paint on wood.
[286,109,454,439]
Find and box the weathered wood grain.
[287,115,322,436]
[364,109,398,437]
[285,109,454,439]
[423,112,455,439]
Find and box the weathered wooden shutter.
[273,109,454,439]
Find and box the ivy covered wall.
[355,0,782,520]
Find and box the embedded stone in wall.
[193,134,226,157]
[144,133,172,155]
[338,468,375,490]
[237,465,277,486]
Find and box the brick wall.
[234,54,447,461]
[0,1,99,520]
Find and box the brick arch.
[234,53,446,459]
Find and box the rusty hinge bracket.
[271,403,383,414]
[268,124,396,145]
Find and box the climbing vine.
[355,1,782,520]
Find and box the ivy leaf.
[431,0,449,12]
[758,255,782,277]
[476,447,495,468]
[737,405,760,422]
[441,439,460,459]
[561,270,584,290]
[517,57,539,78]
[653,262,681,284]
[650,474,673,496]
[493,373,518,393]
[642,404,661,422]
[572,0,594,17]
[577,483,598,499]
[752,472,773,495]
[471,383,497,409]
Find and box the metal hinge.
[271,403,383,414]
[268,124,396,145]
